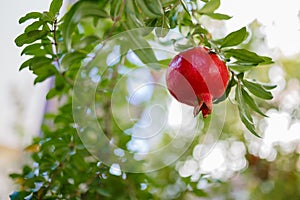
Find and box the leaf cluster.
[11,0,276,199]
[212,26,275,137]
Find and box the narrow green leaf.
[19,12,42,24]
[174,42,194,52]
[262,84,277,90]
[34,71,55,84]
[49,0,63,16]
[61,52,86,70]
[228,63,257,72]
[19,58,34,70]
[9,173,21,179]
[236,83,261,137]
[179,13,193,26]
[15,30,48,47]
[33,66,55,76]
[24,21,44,33]
[21,43,47,56]
[125,31,159,69]
[110,0,122,19]
[192,25,209,35]
[242,79,273,100]
[125,12,144,29]
[136,0,161,19]
[155,16,170,38]
[240,111,261,137]
[46,88,59,99]
[225,49,266,64]
[214,76,236,104]
[221,27,247,48]
[96,188,112,198]
[145,0,164,16]
[41,11,54,22]
[260,56,274,65]
[199,0,220,14]
[180,0,191,16]
[29,57,53,70]
[55,75,65,91]
[203,13,232,20]
[62,1,108,50]
[193,188,209,197]
[120,39,130,56]
[132,47,159,69]
[72,35,100,50]
[158,58,172,67]
[241,87,268,117]
[136,0,163,19]
[10,191,30,200]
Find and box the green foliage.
[11,0,277,199]
[220,27,247,48]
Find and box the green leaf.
[158,58,172,67]
[21,43,47,56]
[34,71,55,84]
[19,12,42,24]
[214,76,236,104]
[33,65,57,84]
[136,0,163,19]
[96,188,112,198]
[41,11,54,22]
[29,57,53,71]
[241,87,268,117]
[262,84,277,90]
[15,30,48,47]
[62,1,108,50]
[72,35,100,50]
[192,25,209,35]
[228,63,258,72]
[125,12,144,29]
[193,189,209,197]
[25,21,45,33]
[225,49,266,64]
[54,75,65,91]
[236,83,261,137]
[203,13,232,20]
[9,173,22,179]
[240,111,261,137]
[19,58,34,70]
[145,0,164,16]
[174,42,194,52]
[125,31,159,69]
[221,27,248,48]
[61,52,86,70]
[155,16,170,38]
[180,0,191,16]
[46,88,60,99]
[10,191,30,200]
[242,79,273,100]
[199,0,220,14]
[110,0,122,19]
[49,0,63,16]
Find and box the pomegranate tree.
[166,46,229,118]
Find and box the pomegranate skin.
[166,46,229,117]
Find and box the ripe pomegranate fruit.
[166,46,229,117]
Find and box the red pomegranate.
[166,46,229,117]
